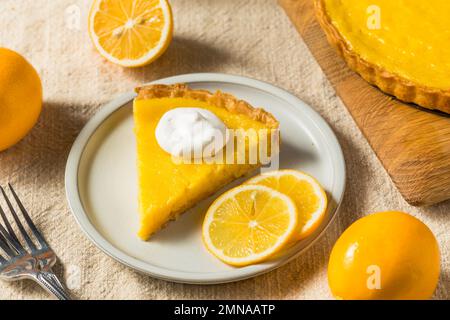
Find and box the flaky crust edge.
[315,0,450,114]
[135,83,279,128]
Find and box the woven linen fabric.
[0,0,448,299]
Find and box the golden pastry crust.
[315,0,450,114]
[135,83,280,128]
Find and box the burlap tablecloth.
[0,0,448,300]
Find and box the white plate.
[65,73,346,284]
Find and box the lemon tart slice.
[134,84,279,240]
[315,0,450,113]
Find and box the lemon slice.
[246,170,327,241]
[88,0,173,67]
[202,185,298,266]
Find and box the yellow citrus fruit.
[202,185,298,266]
[88,0,173,67]
[0,48,42,152]
[246,170,327,241]
[328,211,440,300]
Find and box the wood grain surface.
[0,0,448,300]
[279,0,450,206]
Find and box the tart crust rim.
[135,83,280,128]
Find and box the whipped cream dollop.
[155,108,228,158]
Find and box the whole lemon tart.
[134,84,279,240]
[315,0,450,113]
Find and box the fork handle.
[32,271,71,300]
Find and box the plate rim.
[65,73,346,284]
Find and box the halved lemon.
[88,0,173,67]
[202,185,298,267]
[246,170,327,241]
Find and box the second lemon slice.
[246,170,327,241]
[202,185,298,266]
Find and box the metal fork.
[0,184,71,300]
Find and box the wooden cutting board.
[279,0,450,206]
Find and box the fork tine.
[0,186,37,251]
[8,184,49,248]
[0,231,17,257]
[0,201,21,245]
[0,217,26,254]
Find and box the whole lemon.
[328,211,440,300]
[0,48,42,151]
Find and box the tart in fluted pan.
[315,0,450,113]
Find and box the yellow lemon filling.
[323,0,450,90]
[134,95,277,240]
